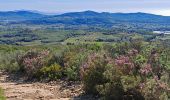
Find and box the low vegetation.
[0,88,5,100]
[0,39,170,99]
[1,10,170,100]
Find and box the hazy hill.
[0,10,45,21]
[1,10,170,25]
[23,11,170,25]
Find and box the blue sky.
[0,0,170,16]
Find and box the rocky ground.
[0,72,92,100]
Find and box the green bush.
[80,53,108,94]
[38,63,63,80]
[0,88,6,100]
[0,51,22,73]
[63,47,88,81]
[81,53,126,99]
[96,65,125,100]
[80,45,170,99]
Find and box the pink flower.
[19,49,49,75]
[115,55,135,74]
[154,75,159,81]
[139,83,145,89]
[139,64,152,75]
[128,49,138,56]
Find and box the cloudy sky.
[0,0,170,16]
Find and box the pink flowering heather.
[154,75,159,81]
[80,53,112,79]
[40,50,49,56]
[128,49,138,56]
[81,53,98,71]
[139,64,152,75]
[139,83,145,89]
[158,82,168,90]
[115,55,134,74]
[115,56,130,65]
[19,50,49,76]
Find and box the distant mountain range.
[0,11,45,21]
[1,10,170,25]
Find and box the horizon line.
[0,9,168,17]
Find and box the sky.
[0,0,170,16]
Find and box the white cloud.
[149,9,170,16]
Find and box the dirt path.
[0,72,84,100]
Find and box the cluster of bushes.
[0,41,170,99]
[80,42,170,99]
[0,44,102,81]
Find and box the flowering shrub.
[127,49,138,56]
[1,42,170,99]
[80,53,112,95]
[37,63,62,80]
[139,64,152,76]
[17,49,49,78]
[81,53,145,99]
[115,55,135,74]
[140,78,170,100]
[63,48,87,81]
[80,46,170,99]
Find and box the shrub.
[81,53,111,94]
[130,40,143,53]
[63,48,88,81]
[121,76,141,92]
[80,46,170,99]
[96,65,124,100]
[17,49,49,78]
[115,55,135,75]
[81,53,127,99]
[63,51,79,81]
[0,87,5,100]
[139,64,152,77]
[140,78,170,100]
[114,42,130,56]
[47,51,64,67]
[0,51,23,73]
[37,63,63,80]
